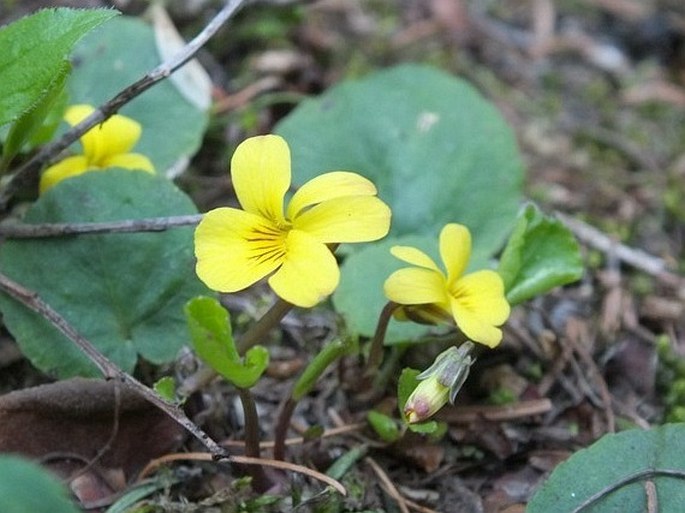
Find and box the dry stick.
[221,422,366,449]
[0,215,203,238]
[436,398,552,423]
[0,0,248,207]
[0,271,229,459]
[556,211,685,292]
[137,452,347,495]
[365,456,410,513]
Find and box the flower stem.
[237,297,293,353]
[364,301,399,377]
[273,398,296,461]
[273,338,350,460]
[237,387,270,491]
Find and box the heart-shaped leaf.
[527,424,685,512]
[0,455,79,513]
[276,64,524,339]
[0,170,208,377]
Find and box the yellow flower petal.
[91,113,142,158]
[293,195,391,243]
[105,153,155,173]
[390,246,440,271]
[287,171,377,220]
[450,270,510,325]
[268,229,339,307]
[384,267,448,305]
[447,270,510,347]
[231,135,290,224]
[39,155,90,194]
[66,105,143,166]
[449,296,503,348]
[440,223,471,285]
[194,207,285,292]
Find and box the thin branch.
[138,451,347,495]
[365,456,411,513]
[1,0,249,206]
[0,215,202,238]
[436,398,553,423]
[556,211,685,292]
[0,271,229,459]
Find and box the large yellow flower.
[40,104,155,193]
[194,134,391,308]
[384,223,510,347]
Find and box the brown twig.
[0,0,248,207]
[556,211,685,293]
[0,215,202,238]
[137,451,347,495]
[0,271,229,459]
[436,398,553,423]
[221,422,366,449]
[565,318,616,433]
[365,456,411,513]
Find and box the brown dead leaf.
[0,378,184,479]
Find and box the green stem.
[364,301,398,377]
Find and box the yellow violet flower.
[40,104,155,194]
[384,223,510,348]
[194,134,391,308]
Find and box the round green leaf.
[276,64,523,246]
[333,235,438,342]
[0,455,79,513]
[527,424,685,512]
[68,16,208,173]
[0,170,208,377]
[276,64,523,339]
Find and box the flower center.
[246,222,291,266]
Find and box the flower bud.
[403,342,475,423]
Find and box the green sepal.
[397,368,439,434]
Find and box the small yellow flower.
[404,343,475,423]
[194,134,391,308]
[40,104,155,193]
[384,223,510,347]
